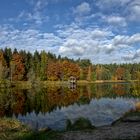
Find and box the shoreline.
[0,80,137,89]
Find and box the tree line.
[0,48,140,82]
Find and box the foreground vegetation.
[1,110,140,140]
[0,118,31,140]
[0,118,61,140]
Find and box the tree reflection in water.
[0,83,140,130]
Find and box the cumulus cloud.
[102,34,140,55]
[0,23,140,64]
[72,2,92,23]
[0,25,62,52]
[26,11,49,25]
[59,39,85,56]
[127,0,140,21]
[57,24,140,63]
[96,0,140,23]
[113,34,140,46]
[105,16,127,26]
[58,26,113,58]
[73,2,91,15]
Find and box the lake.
[0,83,140,130]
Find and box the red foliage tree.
[47,61,63,81]
[115,67,125,80]
[10,53,25,81]
[62,60,80,80]
[0,51,7,79]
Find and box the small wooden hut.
[69,76,77,84]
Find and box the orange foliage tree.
[47,61,62,81]
[62,60,80,80]
[10,53,25,81]
[0,51,7,79]
[115,67,125,80]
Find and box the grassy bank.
[0,118,61,140]
[0,118,31,140]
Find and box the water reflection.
[15,97,138,130]
[0,83,140,130]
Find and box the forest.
[0,48,140,82]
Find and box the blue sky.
[0,0,140,63]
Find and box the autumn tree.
[115,67,125,80]
[62,60,80,80]
[10,53,25,81]
[0,51,7,80]
[47,61,62,81]
[1,47,140,83]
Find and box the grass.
[0,118,30,140]
[0,118,62,140]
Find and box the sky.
[0,0,140,64]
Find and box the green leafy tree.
[91,72,96,81]
[124,70,131,81]
[87,65,92,81]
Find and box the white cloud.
[99,0,140,24]
[0,23,140,64]
[105,16,127,26]
[113,34,140,46]
[0,25,62,53]
[73,2,91,15]
[127,0,140,21]
[91,29,113,38]
[14,0,49,25]
[26,11,49,25]
[96,0,140,23]
[58,25,140,63]
[59,39,85,56]
[57,26,113,58]
[102,34,140,55]
[27,0,49,25]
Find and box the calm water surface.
[0,83,140,130]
